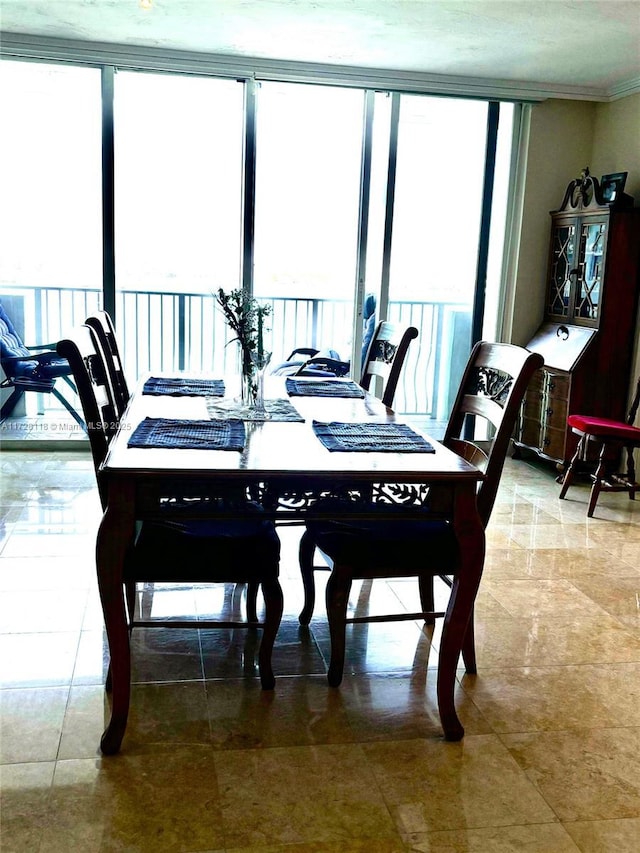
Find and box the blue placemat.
[285,378,365,398]
[312,421,435,453]
[128,418,245,450]
[143,377,225,397]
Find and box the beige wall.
[512,93,640,400]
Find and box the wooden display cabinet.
[513,170,640,468]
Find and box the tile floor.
[1,445,640,852]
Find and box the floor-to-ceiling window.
[0,60,102,416]
[1,54,520,426]
[113,70,245,379]
[253,81,365,364]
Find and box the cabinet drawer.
[519,417,542,449]
[540,427,566,462]
[543,397,568,430]
[545,372,570,400]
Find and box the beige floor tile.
[406,823,580,852]
[205,674,356,749]
[473,612,640,667]
[39,751,225,852]
[0,631,80,688]
[227,841,407,852]
[570,574,640,630]
[461,662,640,732]
[481,577,611,622]
[3,447,640,848]
[502,727,640,821]
[215,743,398,848]
[1,687,68,763]
[563,817,640,853]
[0,761,54,853]
[362,735,555,833]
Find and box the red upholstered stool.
[559,378,640,517]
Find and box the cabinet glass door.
[547,222,576,317]
[575,220,606,323]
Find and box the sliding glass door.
[0,60,102,416]
[113,70,245,377]
[253,81,366,369]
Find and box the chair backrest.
[57,325,119,508]
[360,293,377,373]
[359,321,419,408]
[443,341,544,527]
[85,310,130,416]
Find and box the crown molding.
[0,32,633,103]
[608,76,640,101]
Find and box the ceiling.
[1,0,639,99]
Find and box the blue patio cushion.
[360,293,377,372]
[0,301,71,381]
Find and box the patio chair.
[57,325,284,740]
[272,293,377,379]
[0,300,85,430]
[297,341,544,692]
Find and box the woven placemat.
[312,421,435,453]
[143,377,225,397]
[128,418,245,450]
[285,378,365,398]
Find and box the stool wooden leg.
[559,434,584,500]
[587,441,607,518]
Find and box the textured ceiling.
[1,0,639,97]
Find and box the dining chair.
[85,310,130,417]
[84,309,267,623]
[0,300,85,430]
[297,341,544,689]
[57,325,284,704]
[558,373,640,517]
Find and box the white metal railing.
[1,286,471,417]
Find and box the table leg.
[96,482,135,755]
[437,485,485,741]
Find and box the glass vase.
[240,353,271,419]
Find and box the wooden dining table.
[96,374,485,753]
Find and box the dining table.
[96,373,485,754]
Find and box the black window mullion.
[351,89,375,368]
[379,92,401,323]
[101,65,116,321]
[471,100,500,347]
[241,79,258,297]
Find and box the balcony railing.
[2,286,471,417]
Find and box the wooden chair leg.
[246,582,259,624]
[325,566,352,687]
[559,434,584,499]
[587,442,607,518]
[625,445,637,500]
[257,576,283,691]
[461,607,477,674]
[125,580,136,625]
[298,529,317,626]
[418,574,435,626]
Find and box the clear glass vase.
[240,353,271,419]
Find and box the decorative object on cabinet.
[513,168,640,469]
[600,172,628,204]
